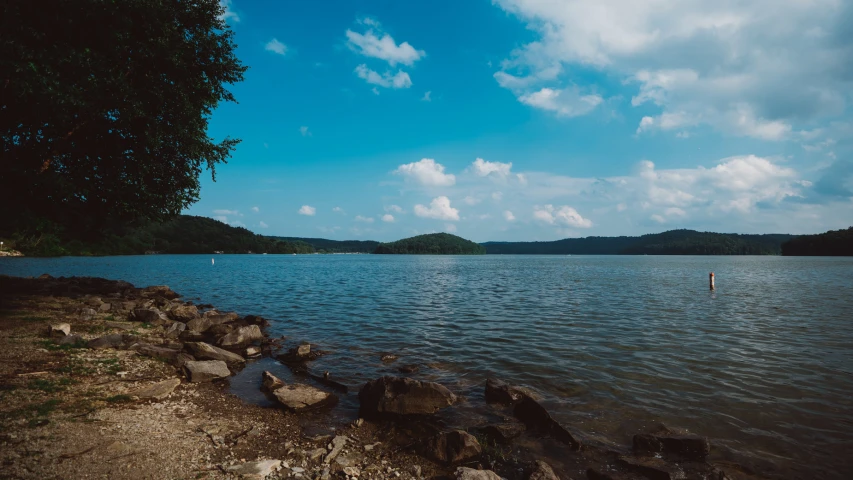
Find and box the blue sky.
[187,0,853,242]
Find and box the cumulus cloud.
[251,206,260,213]
[395,159,456,186]
[333,206,346,214]
[259,221,269,228]
[472,158,513,178]
[354,64,412,89]
[355,215,375,223]
[218,0,239,23]
[346,26,425,66]
[533,205,593,228]
[462,196,481,206]
[298,205,316,216]
[493,0,851,138]
[414,196,460,221]
[382,214,395,223]
[518,87,603,117]
[504,210,516,221]
[265,38,287,56]
[422,91,432,102]
[385,205,403,213]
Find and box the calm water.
[2,255,852,478]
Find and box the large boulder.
[616,456,680,480]
[131,343,184,363]
[184,360,231,382]
[261,371,285,392]
[185,342,245,366]
[358,376,456,416]
[633,433,710,461]
[130,307,170,324]
[203,310,240,322]
[141,285,180,299]
[49,323,71,337]
[514,396,581,450]
[456,468,502,480]
[218,325,263,347]
[88,334,138,350]
[169,304,199,322]
[528,461,560,480]
[482,423,525,444]
[271,384,335,411]
[423,430,482,464]
[485,378,530,405]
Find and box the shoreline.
[1,275,770,480]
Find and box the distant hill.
[270,237,379,253]
[781,227,853,256]
[374,233,486,255]
[483,229,796,255]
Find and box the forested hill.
[781,227,853,256]
[9,215,315,256]
[374,233,486,255]
[270,237,379,253]
[483,230,796,255]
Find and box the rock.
[131,378,181,400]
[130,307,169,324]
[246,346,262,357]
[187,313,237,333]
[165,321,186,338]
[227,459,282,479]
[272,384,335,411]
[105,320,135,330]
[423,430,482,464]
[455,467,502,480]
[261,371,285,392]
[633,433,710,461]
[58,334,84,346]
[218,325,263,347]
[482,423,525,443]
[616,456,680,480]
[81,307,98,318]
[513,396,581,450]
[323,435,349,464]
[49,323,71,336]
[88,334,137,350]
[131,343,183,362]
[309,448,327,461]
[204,309,239,321]
[207,324,235,336]
[358,376,456,417]
[98,303,111,312]
[380,353,398,363]
[343,466,360,477]
[528,461,559,480]
[297,343,311,356]
[185,342,245,365]
[411,466,422,478]
[174,352,195,368]
[142,285,180,299]
[169,304,199,322]
[183,360,231,382]
[397,364,419,374]
[586,468,634,480]
[485,378,529,405]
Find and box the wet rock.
[132,343,183,362]
[482,423,525,443]
[185,341,245,366]
[130,307,169,324]
[165,321,186,339]
[423,430,482,464]
[358,376,456,417]
[246,346,262,357]
[227,459,282,479]
[131,378,181,400]
[242,314,270,326]
[513,396,581,450]
[633,433,710,461]
[203,310,239,322]
[169,304,199,322]
[141,285,180,299]
[272,384,335,411]
[58,334,84,346]
[184,360,231,382]
[617,456,680,480]
[485,378,530,405]
[218,325,263,347]
[279,343,325,364]
[528,461,559,480]
[324,435,349,464]
[397,364,419,374]
[586,468,633,480]
[49,323,71,336]
[380,353,398,363]
[88,333,138,350]
[262,371,285,392]
[455,467,502,480]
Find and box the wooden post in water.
[709,272,715,290]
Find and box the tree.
[0,0,246,238]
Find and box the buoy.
[709,272,715,290]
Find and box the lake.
[2,254,852,479]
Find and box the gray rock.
[423,430,482,464]
[513,396,581,450]
[226,459,281,479]
[297,343,311,357]
[169,304,199,322]
[183,360,231,382]
[485,378,530,405]
[218,325,263,347]
[358,376,456,416]
[98,303,111,312]
[273,384,334,411]
[482,423,525,443]
[185,342,245,365]
[105,320,135,331]
[88,334,137,350]
[343,466,360,477]
[456,468,502,480]
[130,307,169,324]
[131,343,183,362]
[174,352,195,368]
[528,461,559,480]
[49,323,71,336]
[324,435,349,464]
[165,321,186,338]
[58,334,84,346]
[141,285,180,299]
[246,346,262,357]
[81,307,98,318]
[309,448,327,461]
[262,371,285,392]
[131,378,181,400]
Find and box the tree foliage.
[272,237,379,253]
[374,233,486,255]
[1,0,246,236]
[781,227,853,256]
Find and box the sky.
[188,0,853,242]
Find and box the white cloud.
[372,87,380,95]
[355,64,412,89]
[504,210,516,221]
[251,206,260,213]
[355,215,375,223]
[422,91,432,102]
[492,192,503,201]
[493,0,851,138]
[395,159,456,186]
[462,196,481,206]
[213,209,241,216]
[299,126,311,137]
[231,221,246,228]
[346,27,425,66]
[472,158,513,178]
[516,173,528,186]
[298,205,316,216]
[445,223,458,233]
[385,205,403,213]
[265,38,287,56]
[213,216,228,223]
[382,214,395,223]
[259,221,269,228]
[518,87,603,117]
[414,196,460,221]
[333,206,346,214]
[218,0,239,23]
[533,205,593,228]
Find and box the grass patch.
[57,358,95,376]
[104,394,133,404]
[95,358,122,374]
[141,322,153,329]
[2,399,64,422]
[27,377,76,393]
[87,324,106,334]
[104,315,116,321]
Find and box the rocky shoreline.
[0,275,763,480]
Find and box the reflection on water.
[3,254,853,479]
